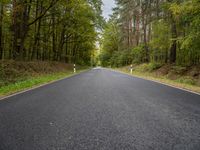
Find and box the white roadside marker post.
[74,64,76,73]
[130,64,133,74]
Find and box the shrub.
[176,77,196,85]
[171,66,187,74]
[131,45,146,64]
[148,63,163,71]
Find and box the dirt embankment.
[0,61,74,86]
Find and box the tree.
[0,0,103,65]
[100,0,200,66]
[100,19,120,66]
[0,1,3,59]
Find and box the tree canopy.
[0,0,104,65]
[100,0,200,67]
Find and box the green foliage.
[0,71,83,96]
[170,0,200,66]
[99,20,120,66]
[150,20,170,63]
[134,63,162,72]
[148,63,163,71]
[100,51,111,67]
[175,77,196,85]
[171,66,187,74]
[110,50,131,67]
[0,0,104,65]
[100,0,200,67]
[0,60,89,96]
[131,45,146,64]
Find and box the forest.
[100,0,200,67]
[0,0,103,65]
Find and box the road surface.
[0,68,200,150]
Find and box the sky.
[102,0,116,20]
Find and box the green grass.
[0,70,87,97]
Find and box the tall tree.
[0,1,3,59]
[1,0,103,65]
[100,0,200,66]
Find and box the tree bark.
[12,0,31,60]
[169,17,177,63]
[52,7,57,61]
[0,3,3,59]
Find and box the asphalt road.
[0,68,200,150]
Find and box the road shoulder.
[106,68,200,96]
[0,69,90,101]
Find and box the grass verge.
[0,69,88,98]
[114,67,200,94]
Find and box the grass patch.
[134,63,163,72]
[0,70,87,97]
[0,61,74,87]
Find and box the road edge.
[0,69,91,101]
[105,68,200,96]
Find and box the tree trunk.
[52,7,57,60]
[58,24,66,61]
[142,12,149,62]
[136,12,140,46]
[169,17,177,63]
[12,0,31,60]
[31,0,42,60]
[0,3,3,59]
[12,0,20,59]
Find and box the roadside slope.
[0,61,88,97]
[114,64,200,94]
